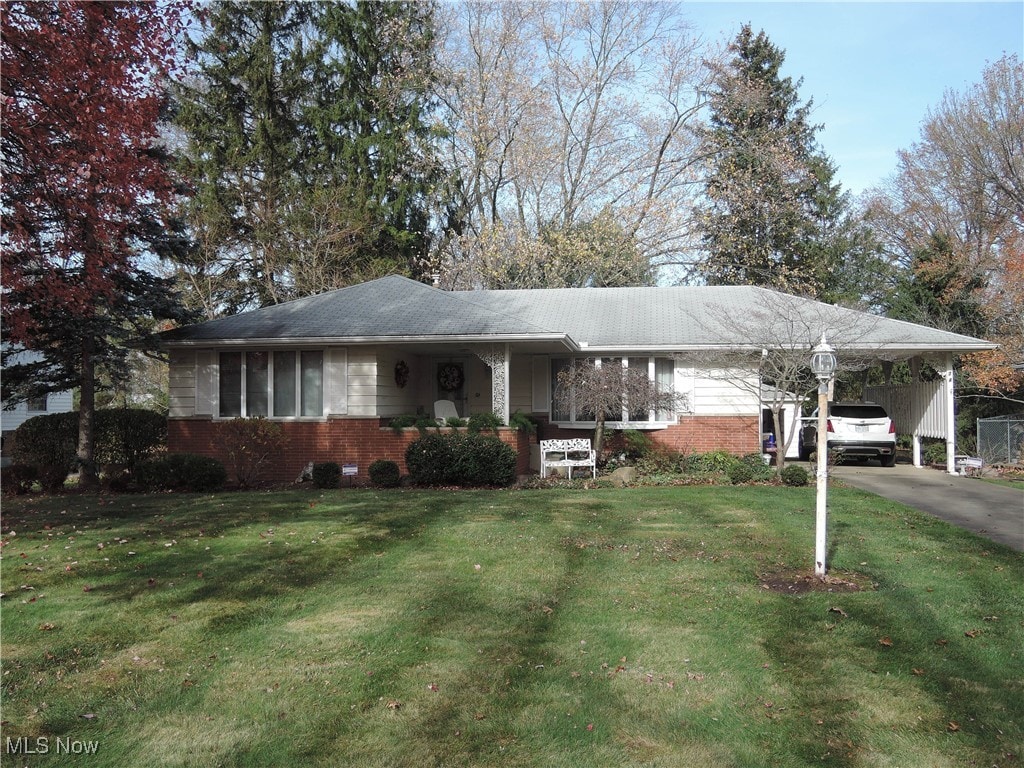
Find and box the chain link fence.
[977,414,1024,465]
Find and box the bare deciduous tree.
[552,359,687,456]
[435,1,714,286]
[686,292,884,473]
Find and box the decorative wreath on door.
[437,362,464,392]
[394,360,410,388]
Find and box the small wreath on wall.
[394,360,410,388]
[438,362,464,392]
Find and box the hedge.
[405,432,516,487]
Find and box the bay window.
[550,356,676,426]
[219,350,323,418]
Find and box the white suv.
[798,402,897,467]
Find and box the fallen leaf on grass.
[878,636,893,647]
[385,700,402,710]
[947,721,960,732]
[964,629,982,638]
[935,638,949,646]
[38,623,56,631]
[427,683,439,692]
[912,668,925,676]
[80,713,97,720]
[828,606,848,619]
[586,723,594,732]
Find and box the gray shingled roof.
[162,275,995,354]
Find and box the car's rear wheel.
[881,453,896,467]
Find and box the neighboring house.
[1,351,75,465]
[160,275,996,482]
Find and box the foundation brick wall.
[536,415,760,456]
[168,414,756,486]
[168,418,533,486]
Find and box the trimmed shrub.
[95,409,166,471]
[405,432,516,487]
[445,417,467,428]
[135,453,227,492]
[11,411,79,485]
[312,462,341,489]
[369,459,401,488]
[727,461,756,485]
[12,408,167,487]
[218,417,287,488]
[405,432,458,486]
[467,412,503,433]
[780,464,809,487]
[1,464,38,495]
[454,433,517,486]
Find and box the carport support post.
[942,353,956,475]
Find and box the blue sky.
[684,1,1024,196]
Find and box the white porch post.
[942,352,956,475]
[474,344,511,425]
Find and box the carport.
[735,295,997,475]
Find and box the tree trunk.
[771,407,787,475]
[77,344,99,489]
[593,412,607,461]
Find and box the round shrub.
[453,433,517,486]
[312,462,341,489]
[135,453,226,492]
[780,464,809,487]
[11,411,79,485]
[727,461,756,485]
[405,432,457,486]
[369,459,401,488]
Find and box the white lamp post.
[810,334,837,577]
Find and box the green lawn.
[1,485,1021,767]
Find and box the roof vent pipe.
[431,273,441,288]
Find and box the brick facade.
[168,414,759,486]
[168,418,533,486]
[535,415,760,456]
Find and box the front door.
[435,359,468,417]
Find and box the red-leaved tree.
[1,1,192,487]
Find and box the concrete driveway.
[830,462,1024,552]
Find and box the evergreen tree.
[697,25,846,298]
[172,1,447,314]
[173,1,316,313]
[884,233,987,336]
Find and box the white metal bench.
[540,438,597,480]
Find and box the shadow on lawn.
[760,525,1023,766]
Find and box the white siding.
[679,365,760,416]
[347,348,378,417]
[0,390,74,433]
[375,349,421,417]
[168,349,197,417]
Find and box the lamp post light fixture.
[811,334,837,577]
